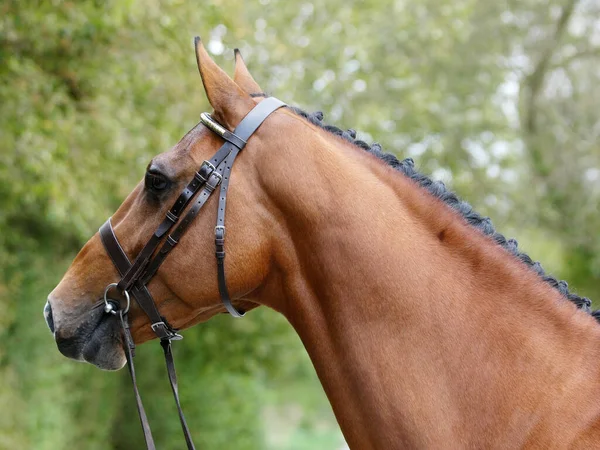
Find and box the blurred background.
[1,0,599,448]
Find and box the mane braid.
[289,106,597,322]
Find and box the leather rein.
[98,97,286,449]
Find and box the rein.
[98,97,286,449]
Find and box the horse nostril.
[44,301,55,334]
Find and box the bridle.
[98,97,286,449]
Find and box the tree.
[1,0,598,448]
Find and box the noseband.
[98,97,286,449]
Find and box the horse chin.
[56,309,127,371]
[83,344,126,371]
[82,317,127,371]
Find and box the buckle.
[150,321,170,338]
[151,321,167,332]
[196,160,215,183]
[211,171,223,183]
[215,225,225,238]
[151,321,183,340]
[200,160,216,173]
[206,171,222,191]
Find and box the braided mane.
[289,106,597,321]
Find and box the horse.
[45,38,600,449]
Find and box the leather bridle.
[99,97,286,449]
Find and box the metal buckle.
[206,171,222,191]
[200,160,216,173]
[103,282,130,315]
[215,225,225,238]
[151,321,167,332]
[195,160,215,184]
[151,321,183,341]
[211,170,222,183]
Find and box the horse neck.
[252,115,600,448]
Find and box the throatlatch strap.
[211,97,286,316]
[214,148,243,316]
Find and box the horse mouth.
[55,305,126,371]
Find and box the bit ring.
[103,283,130,315]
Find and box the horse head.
[45,39,289,370]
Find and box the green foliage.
[1,0,598,448]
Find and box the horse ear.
[233,49,262,95]
[194,37,254,130]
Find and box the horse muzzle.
[45,296,126,370]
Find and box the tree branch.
[523,0,578,135]
[551,46,600,69]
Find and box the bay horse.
[46,38,600,449]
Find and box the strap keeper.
[167,235,178,246]
[166,210,178,223]
[223,130,247,150]
[194,170,207,184]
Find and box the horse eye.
[145,173,169,192]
